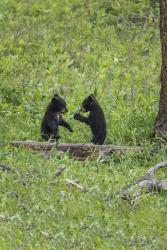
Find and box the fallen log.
[122,161,167,206]
[10,140,144,160]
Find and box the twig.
[0,163,19,173]
[65,179,85,192]
[54,166,66,177]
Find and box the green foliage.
[0,0,160,144]
[1,0,167,249]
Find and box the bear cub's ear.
[88,94,96,101]
[52,93,59,102]
[54,93,59,98]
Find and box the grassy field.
[1,0,167,249]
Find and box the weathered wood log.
[122,161,167,206]
[10,140,144,160]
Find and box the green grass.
[1,0,167,249]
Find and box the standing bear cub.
[74,94,106,144]
[41,94,73,142]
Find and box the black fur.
[74,95,106,144]
[41,94,73,141]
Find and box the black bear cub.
[74,94,106,144]
[41,94,73,142]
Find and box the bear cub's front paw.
[73,113,81,120]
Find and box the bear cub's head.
[81,94,97,112]
[51,94,68,113]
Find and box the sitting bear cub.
[41,94,73,142]
[74,94,106,144]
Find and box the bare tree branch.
[122,161,167,206]
[144,160,167,177]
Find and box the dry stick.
[0,163,26,185]
[0,163,19,173]
[54,166,66,178]
[65,179,85,192]
[10,141,144,160]
[48,166,67,190]
[122,161,167,204]
[0,161,30,188]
